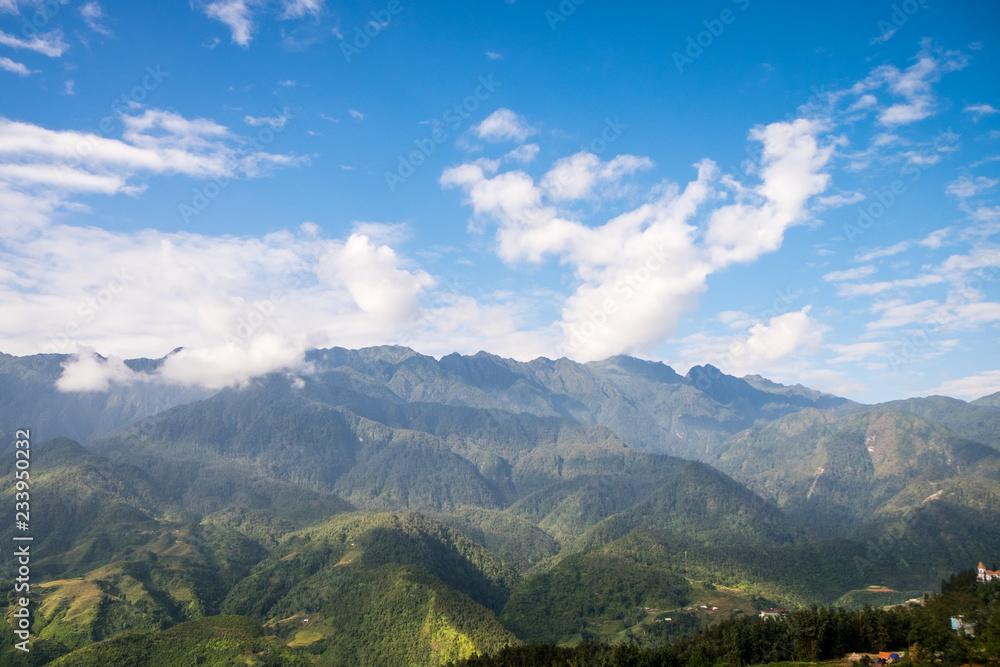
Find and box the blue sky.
[1,0,999,403]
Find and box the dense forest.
[448,572,1000,667]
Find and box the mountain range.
[2,346,999,665]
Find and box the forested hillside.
[2,346,999,665]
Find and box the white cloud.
[350,221,411,246]
[705,118,833,266]
[904,150,941,167]
[867,299,939,330]
[926,371,1000,401]
[278,0,323,20]
[485,51,502,60]
[828,341,887,364]
[0,28,68,57]
[316,234,435,325]
[80,1,112,36]
[348,109,364,121]
[848,94,878,111]
[677,307,827,376]
[473,108,538,143]
[868,296,1000,331]
[849,42,968,127]
[504,143,539,165]
[836,273,944,297]
[540,152,653,201]
[156,334,311,389]
[64,79,74,94]
[854,242,909,262]
[823,265,876,282]
[0,110,302,235]
[919,228,950,249]
[443,115,835,360]
[1,222,455,391]
[203,0,259,46]
[870,28,896,45]
[937,247,1000,282]
[815,191,864,209]
[56,350,140,392]
[963,103,999,122]
[0,56,31,76]
[946,175,999,199]
[244,112,288,128]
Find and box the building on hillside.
[977,562,999,583]
[758,607,790,620]
[951,616,974,636]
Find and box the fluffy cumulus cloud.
[676,307,828,378]
[473,108,538,143]
[540,153,653,201]
[443,114,836,361]
[438,43,976,372]
[315,234,435,325]
[4,223,445,391]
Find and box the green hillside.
[222,512,518,665]
[714,407,1000,538]
[3,347,1000,665]
[41,615,310,667]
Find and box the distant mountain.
[874,394,1000,450]
[0,351,212,445]
[971,391,1000,407]
[299,346,857,461]
[714,408,999,534]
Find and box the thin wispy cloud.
[963,103,998,121]
[0,28,69,57]
[0,56,31,76]
[199,0,326,46]
[80,1,113,36]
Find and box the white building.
[977,562,999,583]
